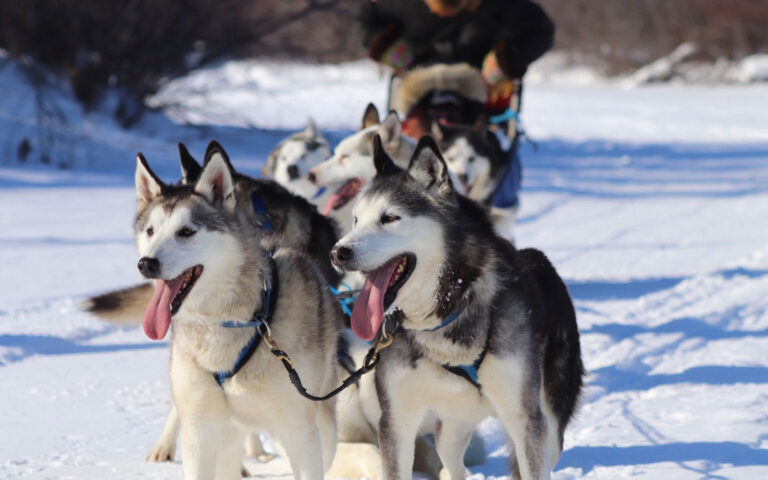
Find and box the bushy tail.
[80,283,152,325]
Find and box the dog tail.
[80,283,152,325]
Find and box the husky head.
[262,119,331,198]
[307,104,414,214]
[331,134,495,340]
[435,117,506,203]
[134,142,265,340]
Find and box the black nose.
[287,164,300,180]
[331,245,353,266]
[307,171,317,184]
[137,257,160,278]
[458,173,468,185]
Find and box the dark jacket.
[360,0,554,79]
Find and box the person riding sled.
[359,0,554,212]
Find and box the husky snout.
[330,245,353,270]
[137,256,161,278]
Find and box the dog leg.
[479,355,549,480]
[172,354,232,480]
[244,434,274,462]
[317,401,338,472]
[215,423,245,480]
[147,404,180,462]
[377,370,429,480]
[434,419,475,480]
[277,407,325,480]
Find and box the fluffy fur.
[394,64,487,115]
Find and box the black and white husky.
[331,135,584,480]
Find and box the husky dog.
[134,142,341,480]
[330,135,584,480]
[85,143,342,326]
[307,104,415,234]
[261,118,333,206]
[434,119,506,206]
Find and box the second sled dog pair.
[109,135,584,479]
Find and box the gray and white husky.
[134,142,342,480]
[330,135,584,480]
[261,118,332,205]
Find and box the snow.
[2,57,768,479]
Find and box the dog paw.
[146,443,175,462]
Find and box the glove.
[379,39,414,74]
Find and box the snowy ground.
[2,59,768,479]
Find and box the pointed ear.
[135,153,164,213]
[378,111,402,149]
[195,141,237,211]
[430,121,445,143]
[408,136,453,198]
[262,142,281,177]
[304,117,319,138]
[178,143,201,184]
[372,134,400,177]
[361,103,380,129]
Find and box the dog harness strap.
[442,334,491,390]
[250,193,273,231]
[423,309,462,332]
[311,186,327,200]
[213,257,279,387]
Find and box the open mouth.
[350,254,416,341]
[321,178,364,216]
[142,265,203,340]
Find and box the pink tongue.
[322,178,364,216]
[350,258,400,341]
[143,277,184,340]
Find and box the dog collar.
[213,256,279,386]
[423,308,463,332]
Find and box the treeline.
[1,0,765,118]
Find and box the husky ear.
[372,134,399,177]
[135,153,165,213]
[195,141,237,211]
[378,111,402,149]
[408,136,453,198]
[361,103,380,129]
[304,117,319,138]
[262,142,282,178]
[178,143,202,184]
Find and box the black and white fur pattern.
[261,118,332,205]
[331,135,584,480]
[135,142,342,480]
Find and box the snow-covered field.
[2,58,768,479]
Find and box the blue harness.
[423,309,488,388]
[214,256,279,387]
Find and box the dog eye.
[147,227,154,237]
[177,227,196,238]
[468,156,476,164]
[353,216,358,225]
[380,214,400,225]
